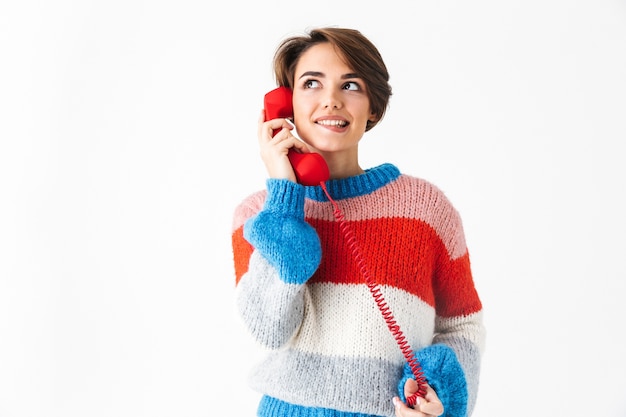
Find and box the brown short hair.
[273,27,392,131]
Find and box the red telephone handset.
[263,87,330,186]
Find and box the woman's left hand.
[392,380,444,417]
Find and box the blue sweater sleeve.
[243,178,322,284]
[397,344,468,417]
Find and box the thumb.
[403,378,419,398]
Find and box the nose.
[322,89,342,109]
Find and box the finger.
[264,126,292,145]
[415,400,443,416]
[266,119,294,130]
[416,386,444,416]
[393,397,427,417]
[258,110,282,141]
[273,119,294,135]
[257,109,267,139]
[287,137,311,154]
[393,397,408,417]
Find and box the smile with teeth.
[317,119,348,128]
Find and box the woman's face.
[291,42,376,155]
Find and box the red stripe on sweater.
[310,217,481,317]
[232,226,252,285]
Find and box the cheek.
[292,103,311,124]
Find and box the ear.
[368,111,378,122]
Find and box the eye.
[342,81,361,91]
[304,79,321,89]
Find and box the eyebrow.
[298,71,360,80]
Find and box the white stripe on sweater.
[293,282,436,359]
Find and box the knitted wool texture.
[232,163,485,417]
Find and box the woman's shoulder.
[393,171,455,207]
[391,172,468,257]
[231,189,267,232]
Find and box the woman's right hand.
[257,110,311,182]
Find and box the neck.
[321,152,364,180]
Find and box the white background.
[1,1,625,416]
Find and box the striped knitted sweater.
[231,163,485,417]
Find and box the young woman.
[231,27,485,417]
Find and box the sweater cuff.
[243,178,321,284]
[397,344,468,417]
[264,178,306,218]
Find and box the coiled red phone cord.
[320,182,427,404]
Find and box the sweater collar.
[305,163,400,202]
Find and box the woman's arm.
[232,178,322,349]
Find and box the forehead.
[295,42,353,76]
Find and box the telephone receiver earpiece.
[263,86,330,186]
